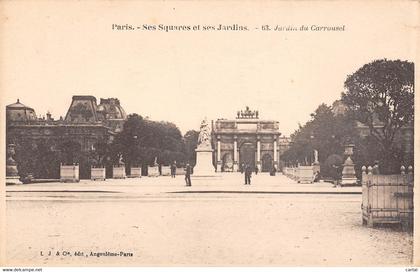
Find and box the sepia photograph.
[0,0,418,269]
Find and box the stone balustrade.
[284,166,314,183]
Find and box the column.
[256,136,261,171]
[273,136,278,170]
[233,136,238,171]
[216,136,222,172]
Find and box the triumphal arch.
[212,107,289,172]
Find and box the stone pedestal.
[341,157,357,185]
[60,164,79,183]
[161,166,171,176]
[297,165,314,184]
[148,166,159,177]
[130,167,142,178]
[91,167,106,181]
[113,166,126,179]
[193,146,215,176]
[6,176,22,185]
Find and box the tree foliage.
[281,104,359,177]
[342,59,414,173]
[183,130,199,165]
[110,114,186,167]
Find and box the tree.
[342,59,414,173]
[112,114,186,167]
[183,130,199,166]
[280,103,359,178]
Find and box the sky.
[1,1,417,136]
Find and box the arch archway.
[261,153,273,172]
[239,142,255,169]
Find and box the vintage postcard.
[0,0,418,268]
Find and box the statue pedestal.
[312,162,320,174]
[341,177,357,185]
[193,146,216,177]
[342,157,357,186]
[161,166,171,176]
[91,167,106,181]
[6,176,22,185]
[148,166,159,177]
[129,167,142,178]
[113,166,126,179]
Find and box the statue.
[117,153,124,166]
[194,118,218,177]
[6,143,22,185]
[197,118,211,148]
[236,106,259,119]
[314,149,319,164]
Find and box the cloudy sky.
[1,1,417,136]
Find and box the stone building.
[212,107,290,172]
[6,96,127,179]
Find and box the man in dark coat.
[332,164,341,187]
[170,161,177,178]
[244,164,252,185]
[185,163,192,186]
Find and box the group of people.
[168,161,351,187]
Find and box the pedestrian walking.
[171,161,177,178]
[255,166,259,175]
[185,163,192,186]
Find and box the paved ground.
[4,173,413,266]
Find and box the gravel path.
[5,189,413,266]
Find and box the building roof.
[6,99,35,111]
[6,99,38,122]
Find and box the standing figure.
[171,161,177,178]
[332,164,340,187]
[270,165,277,176]
[185,163,192,186]
[255,165,259,175]
[244,164,252,185]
